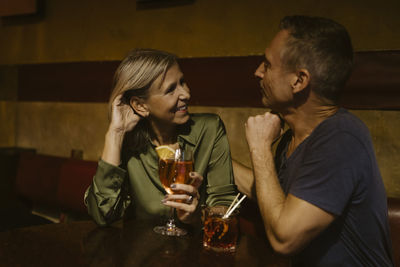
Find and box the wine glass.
[154,147,194,236]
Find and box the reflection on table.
[0,219,289,266]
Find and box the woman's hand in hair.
[162,172,203,224]
[101,94,141,166]
[109,94,141,135]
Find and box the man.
[235,16,393,266]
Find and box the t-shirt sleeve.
[290,131,368,216]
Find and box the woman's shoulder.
[189,113,223,125]
[189,113,226,133]
[178,113,225,141]
[177,113,226,146]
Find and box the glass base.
[153,225,187,236]
[203,242,236,253]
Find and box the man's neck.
[282,96,339,156]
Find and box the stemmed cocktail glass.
[154,147,193,236]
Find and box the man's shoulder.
[289,108,373,161]
[314,108,369,138]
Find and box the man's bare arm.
[232,159,256,199]
[246,112,335,255]
[251,145,335,255]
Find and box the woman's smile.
[175,104,188,112]
[143,63,191,126]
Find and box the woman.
[85,49,237,226]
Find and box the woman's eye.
[166,84,176,94]
[180,78,186,86]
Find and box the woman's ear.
[291,69,310,94]
[130,97,149,117]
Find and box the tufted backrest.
[388,197,400,266]
[15,152,97,215]
[15,153,65,207]
[56,158,97,214]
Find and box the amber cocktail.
[159,159,193,195]
[154,147,193,236]
[203,206,239,252]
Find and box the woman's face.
[143,63,191,126]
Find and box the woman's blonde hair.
[109,48,178,157]
[109,48,177,115]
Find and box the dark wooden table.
[0,219,289,266]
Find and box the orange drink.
[159,158,176,194]
[159,159,193,194]
[203,206,239,252]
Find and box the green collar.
[148,116,196,148]
[177,117,196,146]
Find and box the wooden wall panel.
[0,0,36,16]
[17,51,400,109]
[18,62,119,102]
[179,56,262,107]
[343,51,400,109]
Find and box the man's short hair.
[279,16,354,104]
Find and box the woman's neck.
[149,120,178,147]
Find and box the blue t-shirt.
[275,108,393,266]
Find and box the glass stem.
[166,207,176,230]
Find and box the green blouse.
[85,113,238,226]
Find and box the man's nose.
[254,63,264,78]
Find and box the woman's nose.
[254,63,264,78]
[179,86,191,100]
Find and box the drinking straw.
[225,193,240,216]
[223,195,247,219]
[174,148,181,160]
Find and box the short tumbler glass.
[202,206,239,253]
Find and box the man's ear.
[130,97,149,117]
[291,69,310,94]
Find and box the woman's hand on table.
[162,172,203,224]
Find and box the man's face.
[255,30,294,111]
